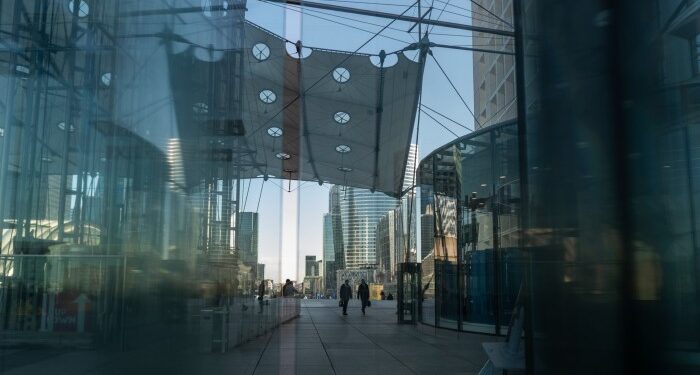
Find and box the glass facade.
[519,0,700,373]
[322,213,336,292]
[331,186,398,270]
[0,1,301,371]
[418,119,522,334]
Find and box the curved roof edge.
[418,118,518,168]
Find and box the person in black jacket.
[339,279,352,315]
[357,279,370,315]
[282,279,297,297]
[257,281,266,313]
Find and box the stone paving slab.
[234,299,490,375]
[1,300,492,374]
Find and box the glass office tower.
[237,212,259,289]
[322,213,336,292]
[331,186,399,270]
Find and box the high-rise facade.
[256,264,265,281]
[403,144,419,192]
[329,186,345,271]
[472,0,516,128]
[375,210,396,283]
[330,186,398,269]
[305,255,318,277]
[395,194,419,264]
[238,212,259,273]
[322,213,337,290]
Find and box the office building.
[305,255,318,277]
[256,263,265,281]
[329,186,345,271]
[322,213,337,290]
[238,212,259,274]
[330,186,398,270]
[403,144,419,192]
[375,210,396,283]
[472,0,516,128]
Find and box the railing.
[199,297,300,352]
[0,254,300,351]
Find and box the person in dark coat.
[257,281,266,313]
[339,279,352,315]
[357,279,370,315]
[282,279,297,297]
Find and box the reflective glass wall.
[418,119,522,335]
[0,1,298,372]
[519,0,700,373]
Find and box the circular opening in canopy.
[267,127,283,137]
[192,102,209,114]
[370,53,398,68]
[15,65,30,75]
[334,111,351,125]
[252,43,270,61]
[68,0,89,17]
[335,145,351,154]
[259,89,277,104]
[275,152,291,160]
[285,42,313,59]
[101,72,112,87]
[202,0,230,17]
[57,122,76,132]
[333,67,350,83]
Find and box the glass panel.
[0,2,300,371]
[417,122,520,334]
[696,34,700,75]
[458,132,496,333]
[493,124,524,333]
[520,0,700,372]
[418,161,437,325]
[433,146,459,330]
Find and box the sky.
[242,0,478,282]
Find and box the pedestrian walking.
[339,279,352,315]
[357,279,370,315]
[257,281,265,313]
[282,279,297,297]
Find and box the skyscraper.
[322,213,337,290]
[330,186,399,270]
[256,264,265,281]
[237,212,259,273]
[472,0,516,128]
[399,144,420,266]
[403,144,419,192]
[375,210,396,282]
[329,186,345,271]
[305,255,317,277]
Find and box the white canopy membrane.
[166,20,423,197]
[0,0,424,198]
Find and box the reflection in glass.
[418,120,520,334]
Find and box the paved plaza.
[230,299,489,375]
[2,300,492,375]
